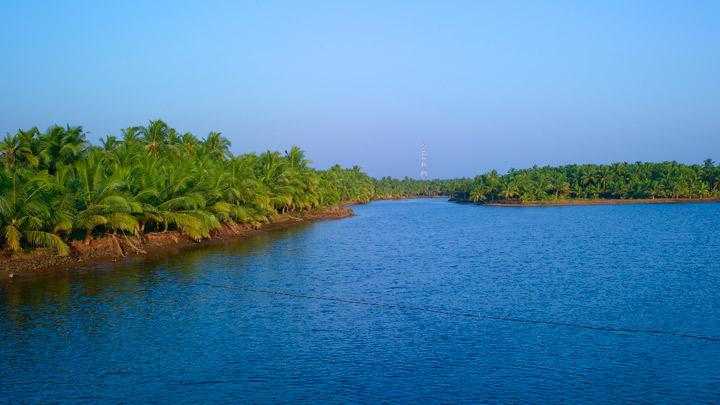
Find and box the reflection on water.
[2,200,720,403]
[1,223,311,332]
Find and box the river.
[2,199,720,402]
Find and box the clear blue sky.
[1,1,718,178]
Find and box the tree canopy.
[3,121,717,255]
[0,121,377,254]
[447,161,720,203]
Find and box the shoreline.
[375,195,449,201]
[1,206,354,279]
[345,195,449,205]
[457,198,720,207]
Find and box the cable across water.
[187,281,720,343]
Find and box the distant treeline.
[443,162,720,203]
[0,121,381,255]
[370,161,720,203]
[373,177,450,198]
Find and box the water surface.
[2,199,720,402]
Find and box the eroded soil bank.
[0,206,353,278]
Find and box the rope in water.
[188,281,720,343]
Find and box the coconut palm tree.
[0,132,39,168]
[203,131,232,160]
[137,120,169,156]
[469,188,485,203]
[100,135,120,152]
[38,125,88,173]
[0,169,69,254]
[71,153,140,242]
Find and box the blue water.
[2,199,720,403]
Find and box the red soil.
[0,206,354,277]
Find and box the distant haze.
[1,1,718,178]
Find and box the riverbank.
[0,205,354,278]
[462,198,720,207]
[376,195,449,201]
[344,195,449,206]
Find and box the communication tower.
[420,144,428,180]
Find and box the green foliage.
[0,121,379,254]
[5,121,713,256]
[449,161,720,203]
[373,176,451,198]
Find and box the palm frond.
[25,230,70,255]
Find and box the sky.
[1,1,719,178]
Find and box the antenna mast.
[420,144,428,180]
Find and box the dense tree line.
[368,161,720,203]
[0,121,377,255]
[373,177,450,198]
[449,161,720,203]
[5,121,713,255]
